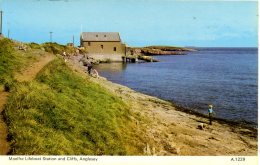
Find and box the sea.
[94,48,258,126]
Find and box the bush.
[3,77,15,92]
[42,42,76,55]
[28,42,42,49]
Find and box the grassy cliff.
[0,39,34,84]
[1,39,145,155]
[0,38,39,93]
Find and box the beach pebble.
[163,142,180,155]
[198,123,205,130]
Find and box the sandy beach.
[68,56,257,156]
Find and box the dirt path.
[0,91,9,154]
[15,54,55,82]
[0,53,55,155]
[68,56,257,156]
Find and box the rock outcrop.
[141,48,186,55]
[128,46,196,56]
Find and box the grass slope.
[4,58,144,155]
[0,39,22,83]
[0,38,37,89]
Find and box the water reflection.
[94,62,127,74]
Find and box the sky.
[0,0,258,47]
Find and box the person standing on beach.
[208,105,213,125]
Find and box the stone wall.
[82,41,126,62]
[88,53,123,62]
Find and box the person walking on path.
[208,104,214,125]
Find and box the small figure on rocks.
[86,61,93,74]
[208,104,214,125]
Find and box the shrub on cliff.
[42,42,76,55]
[28,42,42,49]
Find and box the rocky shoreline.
[68,56,257,156]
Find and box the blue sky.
[0,0,258,47]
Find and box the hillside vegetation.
[1,39,145,155]
[0,38,37,88]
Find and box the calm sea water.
[94,48,258,125]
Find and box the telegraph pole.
[0,11,3,35]
[72,35,74,46]
[49,31,53,42]
[8,29,10,38]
